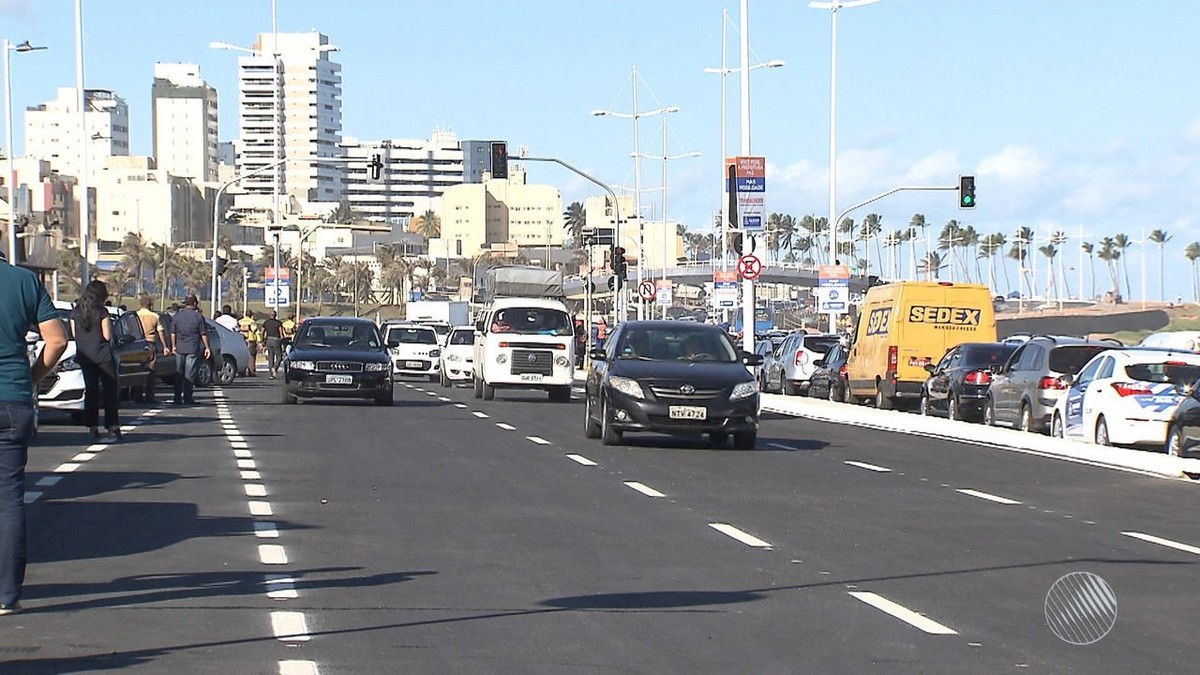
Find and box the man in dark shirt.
[169,295,211,405]
[0,253,68,614]
[260,310,285,380]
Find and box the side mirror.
[924,363,936,374]
[475,320,485,333]
[742,353,765,366]
[813,358,826,368]
[1059,374,1074,386]
[386,337,401,348]
[589,348,607,362]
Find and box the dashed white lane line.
[956,488,1021,505]
[237,459,257,469]
[278,659,320,675]
[472,411,489,419]
[234,448,252,457]
[265,575,299,600]
[85,443,106,453]
[71,452,97,462]
[566,454,597,466]
[438,396,452,402]
[35,476,61,487]
[241,470,263,481]
[254,522,280,538]
[455,403,468,409]
[245,484,268,498]
[54,463,81,473]
[271,611,311,642]
[496,423,516,431]
[23,491,42,504]
[848,591,958,635]
[624,481,665,498]
[259,544,289,565]
[249,501,274,516]
[425,391,438,397]
[768,442,799,451]
[709,523,772,548]
[845,460,892,473]
[227,435,246,443]
[526,436,551,445]
[1122,531,1200,556]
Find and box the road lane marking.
[35,476,61,487]
[473,411,489,418]
[1122,531,1200,556]
[455,403,468,409]
[426,391,438,396]
[496,423,516,431]
[527,436,551,445]
[956,489,1021,505]
[234,448,252,457]
[71,452,97,462]
[438,397,452,402]
[768,442,799,451]
[23,491,41,504]
[227,435,245,443]
[254,522,280,538]
[624,481,665,498]
[237,459,257,469]
[848,591,958,635]
[54,463,81,473]
[259,544,288,565]
[271,611,311,642]
[245,484,268,498]
[566,454,597,466]
[249,501,273,516]
[709,523,772,548]
[241,470,263,481]
[278,660,320,675]
[845,460,892,473]
[265,575,299,600]
[85,444,106,453]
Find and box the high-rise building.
[340,130,465,225]
[232,31,342,212]
[24,87,130,179]
[151,63,219,182]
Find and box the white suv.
[439,326,476,387]
[383,324,441,381]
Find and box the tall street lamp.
[591,70,680,322]
[811,0,881,331]
[4,39,47,265]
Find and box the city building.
[433,167,561,262]
[151,63,219,183]
[460,139,505,184]
[340,129,464,225]
[24,87,130,179]
[230,31,343,214]
[93,156,209,248]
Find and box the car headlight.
[730,381,759,400]
[447,353,461,362]
[57,357,81,372]
[291,360,316,371]
[609,375,645,400]
[363,362,388,372]
[430,349,441,358]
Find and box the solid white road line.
[496,423,516,431]
[527,436,551,445]
[249,501,274,516]
[1122,531,1200,556]
[254,522,280,539]
[259,544,288,565]
[709,523,772,548]
[845,460,892,473]
[270,611,311,642]
[624,481,665,498]
[245,484,268,498]
[473,411,489,418]
[566,454,597,466]
[956,488,1021,505]
[848,591,958,635]
[278,660,320,675]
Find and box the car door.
[991,344,1027,424]
[768,336,793,386]
[1064,357,1105,437]
[926,347,959,414]
[112,312,153,388]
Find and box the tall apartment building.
[151,63,219,183]
[24,87,130,179]
[341,130,465,225]
[232,31,342,212]
[434,168,561,261]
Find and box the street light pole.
[739,0,754,355]
[632,123,699,321]
[73,0,90,286]
[4,38,47,265]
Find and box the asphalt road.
[3,376,1199,674]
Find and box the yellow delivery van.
[846,281,996,409]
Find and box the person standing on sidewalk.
[70,280,122,442]
[261,310,285,379]
[135,295,169,404]
[238,310,259,377]
[0,252,68,614]
[170,295,211,405]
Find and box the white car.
[1051,348,1200,446]
[439,326,475,387]
[383,323,441,381]
[414,320,452,346]
[204,318,250,384]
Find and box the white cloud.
[1185,118,1200,144]
[976,145,1047,184]
[902,149,959,184]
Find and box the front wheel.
[375,390,394,406]
[600,397,622,446]
[584,395,601,439]
[440,370,451,388]
[1166,425,1185,457]
[473,376,483,399]
[918,393,930,416]
[281,387,297,405]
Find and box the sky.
[3,0,1200,301]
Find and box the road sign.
[712,270,738,308]
[737,254,762,280]
[818,264,850,314]
[264,280,290,308]
[638,279,657,301]
[726,156,766,232]
[655,279,673,306]
[264,266,290,283]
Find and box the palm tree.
[562,201,586,248]
[415,209,441,244]
[1081,241,1096,300]
[1038,243,1058,300]
[937,220,962,282]
[1113,233,1133,300]
[1148,229,1172,302]
[907,213,927,279]
[883,229,904,279]
[837,216,855,266]
[56,247,84,299]
[1009,226,1035,296]
[978,233,1005,291]
[860,213,883,277]
[118,232,149,295]
[989,232,1009,293]
[1050,231,1070,299]
[1097,237,1121,299]
[1185,242,1200,302]
[917,251,945,280]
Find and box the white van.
[473,297,575,402]
[1139,331,1200,353]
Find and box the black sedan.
[1166,379,1200,457]
[583,321,763,449]
[282,317,393,406]
[807,341,851,402]
[920,341,1019,421]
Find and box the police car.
[1050,348,1200,446]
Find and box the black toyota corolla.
[584,321,763,449]
[282,317,393,406]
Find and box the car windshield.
[1125,361,1200,385]
[962,344,1017,368]
[491,308,573,336]
[296,323,382,350]
[1049,345,1110,374]
[803,337,838,354]
[615,327,739,362]
[448,329,475,346]
[388,327,438,345]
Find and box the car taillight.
[1111,382,1153,397]
[795,351,808,367]
[1038,376,1068,390]
[888,346,898,372]
[838,364,847,376]
[964,370,991,385]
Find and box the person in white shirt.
[215,305,239,332]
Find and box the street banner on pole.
[712,270,738,309]
[817,264,850,314]
[725,156,766,232]
[655,279,673,306]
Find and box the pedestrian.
[281,312,297,347]
[170,295,212,405]
[135,294,169,404]
[0,251,67,615]
[70,280,122,441]
[261,309,284,379]
[238,310,259,376]
[215,304,239,332]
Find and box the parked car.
[807,341,852,402]
[1165,379,1200,456]
[753,338,775,389]
[919,341,1019,421]
[439,326,475,387]
[1140,331,1200,353]
[984,335,1117,432]
[583,320,763,449]
[156,312,227,387]
[382,323,442,381]
[282,317,393,405]
[1051,348,1200,446]
[763,331,840,395]
[206,318,250,384]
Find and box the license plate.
[405,361,424,369]
[669,406,707,420]
[520,373,543,382]
[325,374,353,385]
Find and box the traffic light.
[215,256,228,276]
[959,175,976,209]
[491,141,508,180]
[612,246,627,289]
